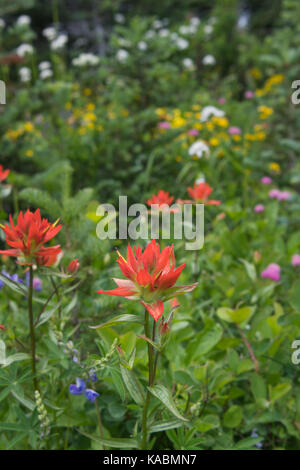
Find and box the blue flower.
[69,377,86,395]
[84,389,99,402]
[89,369,98,382]
[69,378,99,402]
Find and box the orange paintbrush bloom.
[187,182,221,205]
[147,190,174,208]
[97,240,197,321]
[0,165,10,182]
[0,209,62,266]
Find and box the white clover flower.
[72,53,99,66]
[16,43,34,57]
[38,61,51,71]
[202,54,216,65]
[200,106,225,122]
[182,58,195,70]
[50,33,68,50]
[138,41,147,51]
[188,140,210,158]
[116,49,129,62]
[175,37,189,50]
[0,18,5,29]
[16,15,31,26]
[204,24,213,35]
[115,13,125,23]
[43,26,57,41]
[40,69,53,79]
[19,66,31,82]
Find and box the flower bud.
[67,259,80,274]
[0,324,5,330]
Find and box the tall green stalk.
[28,266,38,391]
[141,310,158,450]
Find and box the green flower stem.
[141,310,158,450]
[28,266,38,391]
[95,399,106,450]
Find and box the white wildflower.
[138,41,147,51]
[202,54,216,65]
[188,140,210,158]
[16,43,34,57]
[115,13,125,23]
[16,15,31,26]
[204,24,213,35]
[159,28,169,37]
[200,105,225,122]
[176,37,189,50]
[116,49,129,62]
[40,69,53,79]
[72,53,99,66]
[0,18,5,29]
[38,61,51,71]
[182,58,195,70]
[43,26,57,41]
[50,33,68,51]
[19,67,31,82]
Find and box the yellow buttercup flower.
[26,149,34,157]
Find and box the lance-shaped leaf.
[89,314,143,330]
[120,364,145,405]
[148,384,188,421]
[77,430,138,449]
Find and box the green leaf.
[89,314,143,329]
[0,340,6,363]
[186,324,223,359]
[36,302,62,328]
[120,364,145,405]
[149,419,184,433]
[240,259,257,282]
[290,281,300,313]
[233,437,262,450]
[269,383,291,404]
[250,374,267,402]
[148,384,188,422]
[0,273,27,296]
[1,353,29,367]
[77,430,138,449]
[217,306,252,324]
[223,405,243,428]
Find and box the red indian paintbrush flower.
[67,258,80,274]
[0,165,10,182]
[147,190,174,208]
[0,209,62,266]
[187,182,221,205]
[0,324,5,331]
[97,240,197,321]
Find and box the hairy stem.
[28,266,38,390]
[237,324,259,373]
[141,311,158,450]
